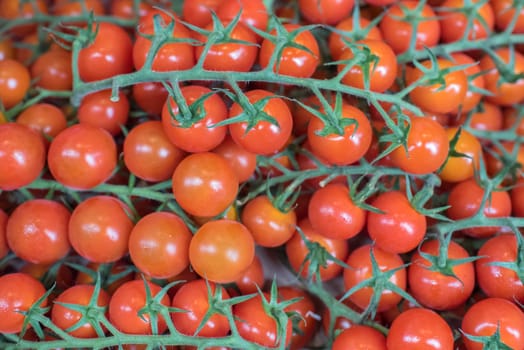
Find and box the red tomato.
[161,85,227,153]
[0,0,48,37]
[492,0,524,33]
[51,284,110,338]
[124,121,185,182]
[69,196,134,263]
[212,136,257,183]
[228,89,293,156]
[438,0,495,43]
[0,123,46,190]
[0,38,14,61]
[16,103,67,140]
[379,1,440,54]
[450,52,486,113]
[78,22,133,82]
[171,279,230,337]
[132,82,169,116]
[216,0,269,37]
[447,178,511,237]
[476,234,524,303]
[307,102,372,165]
[307,183,366,240]
[512,178,524,217]
[0,209,8,259]
[77,89,129,136]
[298,0,354,25]
[409,239,475,310]
[333,325,387,350]
[6,199,70,265]
[48,124,117,190]
[452,101,503,132]
[234,255,265,294]
[439,127,482,183]
[189,219,255,283]
[109,280,170,335]
[462,298,524,350]
[31,49,72,91]
[182,0,224,27]
[329,17,383,60]
[233,292,293,348]
[279,287,319,350]
[367,191,427,254]
[0,272,47,334]
[387,308,454,350]
[0,59,30,109]
[343,244,407,312]
[110,0,153,20]
[259,24,320,78]
[286,218,349,281]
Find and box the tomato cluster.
[1,0,524,349]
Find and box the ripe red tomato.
[333,325,387,350]
[439,127,482,183]
[78,22,133,82]
[31,49,72,91]
[124,121,185,182]
[409,239,475,310]
[16,103,67,140]
[182,0,224,27]
[452,101,503,132]
[212,136,257,183]
[462,298,524,350]
[390,116,450,174]
[329,17,383,60]
[233,292,293,348]
[343,244,406,312]
[129,212,192,279]
[109,280,170,335]
[228,89,293,156]
[476,234,524,303]
[171,279,230,337]
[0,272,47,334]
[77,89,130,136]
[307,102,372,165]
[51,284,110,338]
[0,123,46,190]
[450,52,486,113]
[438,0,494,43]
[307,183,366,240]
[298,0,354,25]
[48,124,117,190]
[110,0,153,20]
[492,0,524,33]
[286,218,349,281]
[6,199,71,265]
[387,308,454,350]
[69,196,134,263]
[259,24,320,78]
[189,219,255,283]
[367,191,426,254]
[379,1,440,54]
[172,152,238,217]
[132,82,169,116]
[0,209,8,259]
[161,85,227,153]
[339,39,397,93]
[512,178,524,217]
[0,58,30,109]
[216,0,269,37]
[447,178,511,237]
[0,0,48,37]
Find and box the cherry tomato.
[132,82,169,116]
[438,0,495,43]
[343,244,407,312]
[129,212,192,279]
[189,219,255,283]
[77,89,129,136]
[182,0,224,27]
[109,280,170,335]
[229,89,293,156]
[387,308,454,350]
[0,209,8,259]
[78,22,133,82]
[259,24,320,78]
[279,287,319,350]
[0,58,31,109]
[16,103,67,140]
[234,255,265,294]
[217,0,269,37]
[69,196,134,263]
[212,136,257,183]
[298,0,354,25]
[452,101,503,132]
[439,127,482,183]
[0,0,48,37]
[329,17,383,60]
[110,0,153,20]
[492,0,524,33]
[48,124,117,190]
[333,325,387,350]
[462,298,524,350]
[53,0,105,19]
[449,52,486,113]
[512,178,524,217]
[51,284,110,338]
[171,279,230,337]
[0,123,46,190]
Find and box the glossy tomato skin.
[367,191,427,254]
[182,0,224,27]
[171,279,230,337]
[31,50,72,91]
[234,255,265,294]
[329,17,383,60]
[476,234,524,303]
[333,325,387,350]
[0,272,47,334]
[308,183,366,240]
[78,22,133,82]
[69,196,134,263]
[233,292,293,348]
[438,0,494,43]
[161,85,227,153]
[16,103,68,140]
[109,280,170,335]
[217,0,269,36]
[51,284,110,338]
[0,59,30,109]
[124,121,185,182]
[0,123,46,190]
[307,103,372,165]
[462,298,524,350]
[452,101,503,132]
[387,308,454,350]
[343,244,407,312]
[48,124,117,190]
[286,218,349,281]
[298,0,354,25]
[172,152,238,217]
[212,136,257,183]
[228,89,293,156]
[447,179,511,237]
[189,219,255,283]
[6,199,71,265]
[132,82,169,116]
[77,89,130,136]
[408,239,475,310]
[439,127,482,183]
[450,53,486,113]
[129,212,192,279]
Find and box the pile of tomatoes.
[1,0,524,349]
